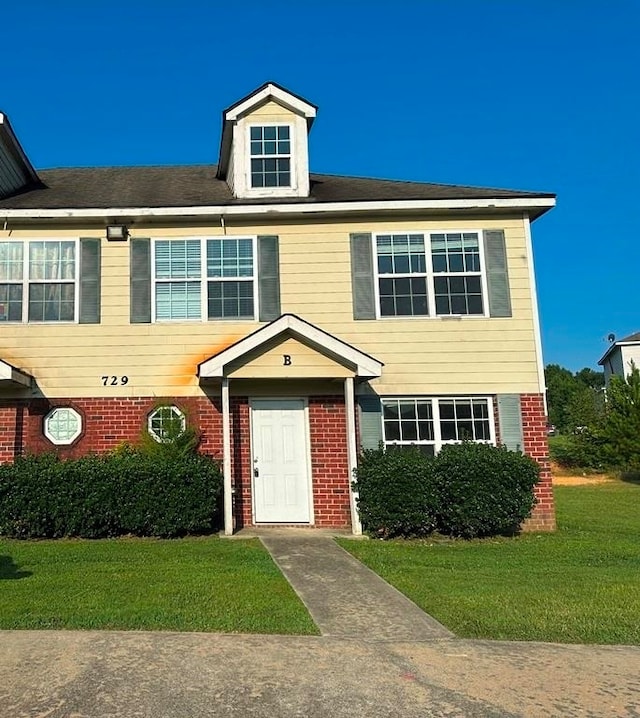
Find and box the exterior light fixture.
[106,224,129,241]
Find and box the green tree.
[575,367,605,391]
[545,364,605,433]
[600,366,640,471]
[545,364,577,432]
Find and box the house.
[598,333,640,384]
[0,82,556,534]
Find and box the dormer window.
[217,82,316,200]
[250,125,291,188]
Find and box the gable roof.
[222,81,317,124]
[598,331,640,365]
[198,313,383,379]
[0,165,555,218]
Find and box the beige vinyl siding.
[0,214,541,397]
[247,101,296,122]
[228,337,352,379]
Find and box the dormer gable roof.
[217,82,316,181]
[223,81,317,124]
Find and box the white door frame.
[249,397,314,525]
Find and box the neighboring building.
[599,333,640,384]
[0,83,556,534]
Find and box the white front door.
[251,399,312,523]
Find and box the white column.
[222,377,233,536]
[344,376,362,535]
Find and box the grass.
[0,537,318,634]
[339,480,640,644]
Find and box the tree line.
[545,363,640,473]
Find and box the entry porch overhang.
[0,359,32,387]
[197,315,383,538]
[198,313,383,381]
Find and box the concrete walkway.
[260,532,452,640]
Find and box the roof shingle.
[0,165,555,210]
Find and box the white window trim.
[44,406,82,445]
[150,235,259,323]
[147,405,186,443]
[380,396,496,453]
[245,122,296,196]
[0,238,80,323]
[373,231,490,320]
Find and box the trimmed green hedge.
[354,443,539,539]
[433,443,539,538]
[354,447,438,538]
[0,449,223,539]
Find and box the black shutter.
[483,230,512,318]
[130,238,151,323]
[258,235,281,321]
[350,233,376,320]
[79,238,101,324]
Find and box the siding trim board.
[0,197,557,220]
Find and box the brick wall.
[0,394,352,531]
[308,396,351,528]
[2,396,224,462]
[232,398,252,529]
[0,403,24,463]
[519,393,556,531]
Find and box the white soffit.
[0,359,32,386]
[198,314,383,379]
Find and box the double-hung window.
[382,397,493,455]
[155,240,202,320]
[152,237,256,321]
[376,234,429,316]
[207,238,255,319]
[431,232,483,315]
[374,232,485,318]
[249,125,291,188]
[0,240,76,322]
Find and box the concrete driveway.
[1,630,639,717]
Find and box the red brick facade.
[519,393,556,531]
[0,391,554,532]
[0,394,353,530]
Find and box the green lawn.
[0,537,318,634]
[339,480,640,644]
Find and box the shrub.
[548,433,607,472]
[433,443,539,538]
[353,446,437,538]
[0,448,223,539]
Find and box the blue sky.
[3,1,637,371]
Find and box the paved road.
[1,630,639,717]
